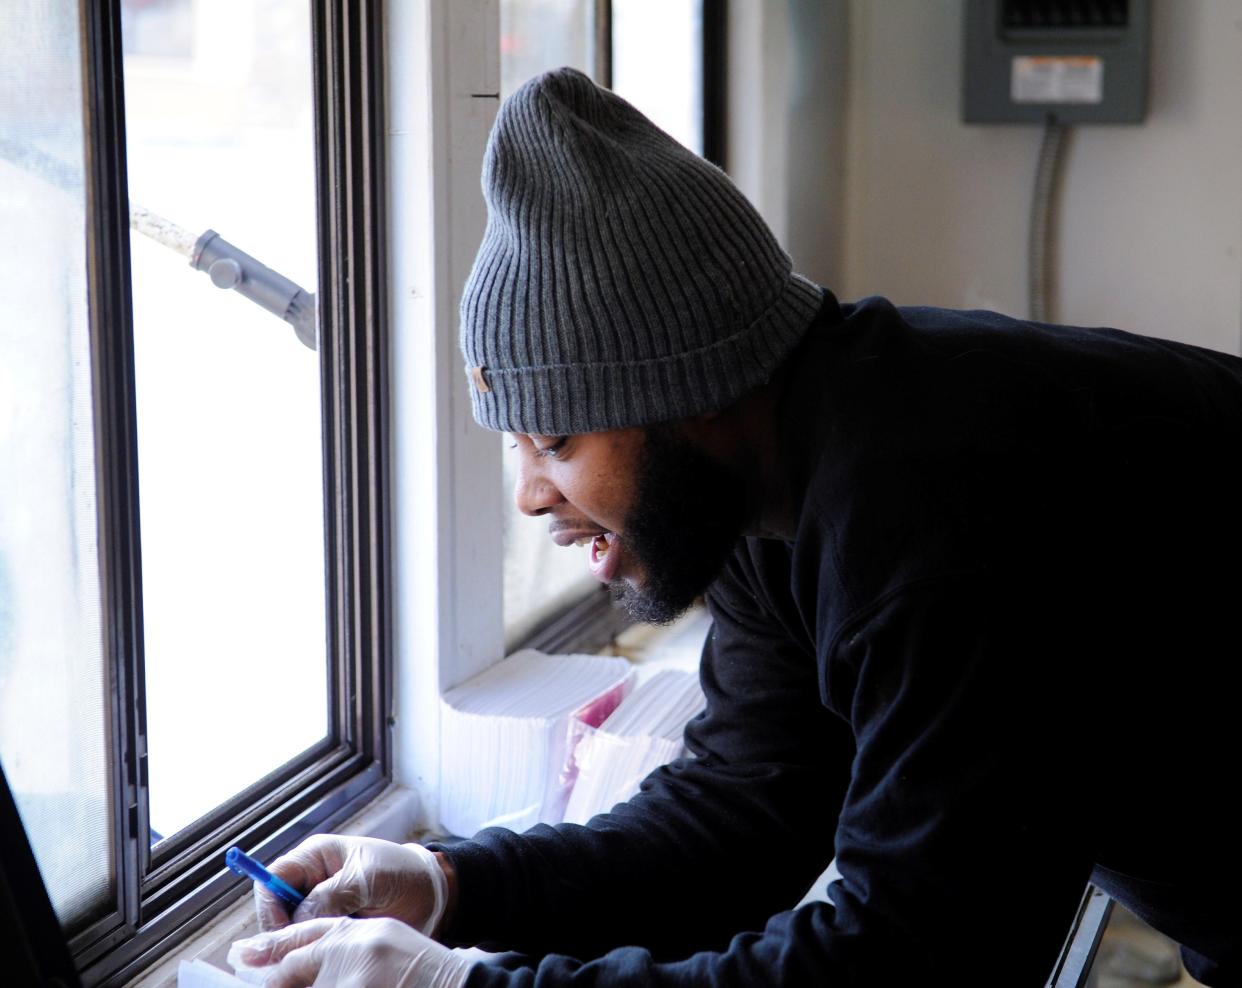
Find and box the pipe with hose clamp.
[191,229,318,350]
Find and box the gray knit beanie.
[460,66,822,435]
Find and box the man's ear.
[676,406,735,451]
[676,410,723,438]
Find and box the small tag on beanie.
[468,366,491,393]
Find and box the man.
[234,68,1242,986]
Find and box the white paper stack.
[178,959,262,987]
[562,669,706,825]
[439,649,635,837]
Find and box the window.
[498,0,727,648]
[122,0,328,846]
[0,0,389,981]
[0,1,111,929]
[612,0,720,158]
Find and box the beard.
[611,425,750,625]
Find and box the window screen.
[0,0,114,932]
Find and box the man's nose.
[514,457,563,517]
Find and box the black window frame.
[74,1,390,983]
[701,0,727,169]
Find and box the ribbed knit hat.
[460,67,822,435]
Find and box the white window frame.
[389,0,506,830]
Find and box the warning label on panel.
[1011,56,1104,104]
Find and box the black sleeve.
[436,539,855,961]
[458,577,1096,987]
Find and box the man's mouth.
[587,531,620,583]
[548,525,621,583]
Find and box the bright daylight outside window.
[2,2,384,976]
[122,0,328,841]
[0,2,113,932]
[499,0,706,644]
[613,0,704,154]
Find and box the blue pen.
[225,846,305,912]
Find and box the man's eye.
[536,437,567,458]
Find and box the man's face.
[512,424,749,624]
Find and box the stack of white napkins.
[439,650,635,837]
[178,959,262,987]
[561,669,705,825]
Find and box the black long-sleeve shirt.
[438,292,1242,986]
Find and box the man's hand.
[257,835,455,938]
[230,916,474,988]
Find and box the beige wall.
[731,0,1242,354]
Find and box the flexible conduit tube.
[1029,117,1069,323]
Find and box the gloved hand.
[229,916,475,988]
[257,835,449,938]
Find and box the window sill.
[124,785,421,987]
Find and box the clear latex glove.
[229,916,474,988]
[256,835,448,938]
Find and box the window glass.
[0,0,114,928]
[500,0,591,98]
[500,0,599,645]
[612,0,704,154]
[120,0,329,841]
[498,0,707,643]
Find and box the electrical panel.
[963,0,1150,124]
